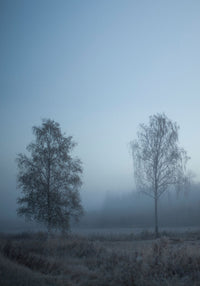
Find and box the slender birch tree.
[16,119,83,234]
[131,113,189,237]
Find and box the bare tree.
[16,119,83,235]
[131,113,189,237]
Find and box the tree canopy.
[131,113,189,237]
[17,119,83,233]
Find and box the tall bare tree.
[17,119,83,234]
[131,113,189,237]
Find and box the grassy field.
[1,231,200,286]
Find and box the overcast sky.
[1,0,200,218]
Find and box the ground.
[1,230,200,286]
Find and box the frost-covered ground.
[72,226,200,235]
[1,231,200,286]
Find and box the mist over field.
[79,183,200,229]
[1,182,200,233]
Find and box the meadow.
[1,230,200,286]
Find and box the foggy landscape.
[1,0,200,285]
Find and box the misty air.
[1,1,200,286]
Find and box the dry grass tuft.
[1,232,200,285]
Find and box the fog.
[78,183,200,229]
[1,180,200,233]
[1,1,200,233]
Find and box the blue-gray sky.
[1,0,200,217]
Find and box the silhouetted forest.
[79,183,200,229]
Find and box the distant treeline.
[78,183,200,228]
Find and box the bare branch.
[131,113,189,237]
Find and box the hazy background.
[1,0,200,229]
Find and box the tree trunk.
[47,155,51,239]
[47,224,52,239]
[154,197,158,238]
